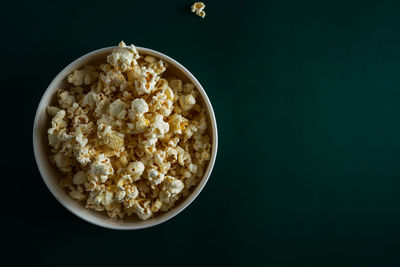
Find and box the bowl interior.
[33,47,217,229]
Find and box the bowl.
[32,46,218,230]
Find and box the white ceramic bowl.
[33,46,218,230]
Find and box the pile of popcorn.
[47,41,212,220]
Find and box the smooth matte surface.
[3,0,400,266]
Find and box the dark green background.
[3,0,400,266]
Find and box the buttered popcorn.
[47,41,212,220]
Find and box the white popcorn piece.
[48,110,66,134]
[179,94,196,111]
[75,132,88,147]
[160,176,184,205]
[100,70,126,94]
[188,163,198,174]
[147,168,165,185]
[134,66,158,95]
[125,184,139,200]
[46,106,60,116]
[153,150,166,166]
[53,152,72,172]
[88,154,114,183]
[67,66,99,86]
[149,60,166,75]
[176,146,191,166]
[130,98,149,116]
[82,90,99,109]
[149,114,169,138]
[109,99,127,119]
[168,113,188,134]
[97,123,124,150]
[116,174,132,190]
[107,41,140,72]
[94,94,110,118]
[115,190,126,202]
[102,190,114,206]
[58,90,76,108]
[133,199,153,220]
[164,176,184,195]
[73,146,91,165]
[183,123,198,140]
[126,161,145,181]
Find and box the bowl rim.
[32,46,218,230]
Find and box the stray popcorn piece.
[191,2,206,18]
[46,41,212,220]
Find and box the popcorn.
[133,199,153,220]
[67,66,99,86]
[176,146,191,166]
[109,99,127,119]
[179,94,196,111]
[151,199,163,213]
[126,161,145,180]
[135,66,158,95]
[73,146,91,165]
[53,152,72,173]
[73,171,87,185]
[125,184,139,200]
[116,174,132,190]
[135,114,150,133]
[88,154,114,183]
[47,41,212,220]
[169,79,182,92]
[168,113,187,134]
[147,168,165,185]
[107,41,140,72]
[129,98,148,116]
[47,110,66,143]
[82,90,99,109]
[191,2,206,18]
[100,69,126,95]
[159,176,184,206]
[163,176,184,195]
[47,106,60,116]
[149,114,169,138]
[58,90,75,108]
[97,123,124,150]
